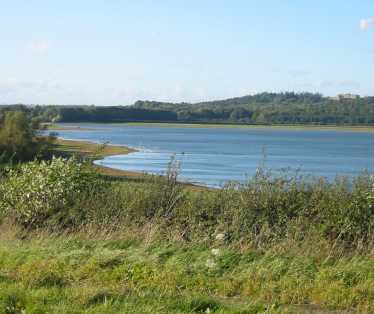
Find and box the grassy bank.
[0,223,365,314]
[1,153,374,313]
[52,138,147,180]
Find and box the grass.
[51,138,149,182]
[1,150,374,312]
[0,223,367,313]
[53,139,136,159]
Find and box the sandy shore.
[44,124,105,131]
[54,138,143,179]
[53,138,205,190]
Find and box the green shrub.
[0,156,104,227]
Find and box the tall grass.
[1,154,374,312]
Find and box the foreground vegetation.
[1,151,374,313]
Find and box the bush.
[0,156,104,227]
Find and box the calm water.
[56,124,374,187]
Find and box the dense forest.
[2,92,374,125]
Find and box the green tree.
[0,111,57,163]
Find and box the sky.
[1,0,374,106]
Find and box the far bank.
[49,122,374,132]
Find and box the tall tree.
[0,111,57,163]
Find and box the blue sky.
[1,0,374,105]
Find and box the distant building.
[343,94,359,99]
[329,94,359,100]
[329,95,343,100]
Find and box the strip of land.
[44,124,105,131]
[53,138,142,180]
[53,138,205,190]
[49,122,374,132]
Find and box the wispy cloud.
[171,62,192,69]
[269,68,280,73]
[290,80,329,88]
[0,78,64,103]
[148,86,186,101]
[231,35,243,43]
[112,86,142,100]
[197,89,208,98]
[333,80,358,87]
[304,80,327,87]
[288,70,311,76]
[359,18,373,32]
[27,40,51,55]
[129,76,143,81]
[52,70,67,78]
[249,88,261,95]
[149,31,158,36]
[290,80,358,88]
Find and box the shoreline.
[53,138,142,180]
[50,122,374,132]
[53,138,206,190]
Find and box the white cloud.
[6,78,18,84]
[149,31,158,36]
[333,80,358,86]
[27,40,51,55]
[229,89,247,98]
[269,68,280,73]
[227,88,263,98]
[290,80,359,90]
[249,88,261,95]
[0,78,64,102]
[293,80,330,88]
[112,86,142,100]
[311,80,324,87]
[146,86,186,101]
[129,76,143,81]
[52,70,67,77]
[197,89,208,98]
[289,70,311,76]
[359,18,373,32]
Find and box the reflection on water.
[57,124,374,187]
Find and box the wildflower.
[215,233,226,241]
[206,259,216,268]
[211,248,222,255]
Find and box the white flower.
[211,249,222,255]
[215,233,226,240]
[206,259,216,268]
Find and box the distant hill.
[133,92,374,125]
[2,92,374,125]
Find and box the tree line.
[2,92,374,125]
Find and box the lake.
[56,124,374,187]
